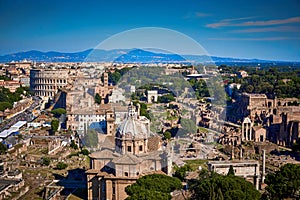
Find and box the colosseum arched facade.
[30,69,69,98]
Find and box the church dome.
[117,116,148,139]
[116,103,149,139]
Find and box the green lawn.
[185,159,208,171]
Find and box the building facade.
[86,103,168,200]
[30,69,69,98]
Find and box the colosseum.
[30,69,69,98]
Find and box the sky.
[0,0,300,61]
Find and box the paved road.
[0,96,42,132]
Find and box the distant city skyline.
[0,0,300,61]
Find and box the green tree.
[163,131,171,140]
[108,71,121,85]
[126,174,182,200]
[70,140,78,150]
[0,102,12,111]
[133,101,150,119]
[51,119,59,133]
[190,170,261,200]
[157,94,175,103]
[174,164,192,181]
[227,165,235,176]
[81,149,89,155]
[51,108,66,117]
[263,163,300,200]
[56,162,68,170]
[42,157,51,166]
[95,93,102,104]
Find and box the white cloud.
[208,37,300,41]
[206,16,300,28]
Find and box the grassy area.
[214,143,224,150]
[198,127,209,133]
[185,159,208,171]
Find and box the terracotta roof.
[90,149,115,159]
[112,153,141,165]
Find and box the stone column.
[250,124,252,141]
[262,150,266,183]
[242,122,244,141]
[246,123,249,140]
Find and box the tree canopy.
[174,164,192,181]
[0,101,13,111]
[125,174,182,200]
[56,162,68,170]
[163,131,171,140]
[157,94,175,103]
[190,170,261,200]
[218,66,300,99]
[51,119,59,133]
[263,163,300,200]
[227,165,235,176]
[42,157,51,166]
[51,108,66,117]
[0,86,31,111]
[94,93,101,104]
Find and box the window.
[139,145,143,151]
[112,182,116,195]
[124,172,129,177]
[127,146,132,152]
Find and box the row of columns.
[242,120,253,141]
[32,78,66,84]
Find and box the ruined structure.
[207,160,260,190]
[30,69,70,98]
[230,93,300,148]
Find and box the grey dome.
[117,117,148,139]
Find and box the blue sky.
[0,0,300,61]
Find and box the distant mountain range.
[1,49,299,66]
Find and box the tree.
[70,140,78,150]
[0,102,12,111]
[163,131,171,140]
[42,157,51,166]
[95,93,102,104]
[81,149,89,155]
[263,163,300,200]
[157,94,175,103]
[126,174,182,200]
[190,170,261,200]
[51,119,59,133]
[108,71,121,85]
[174,164,192,181]
[56,162,68,170]
[51,108,66,117]
[227,165,235,176]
